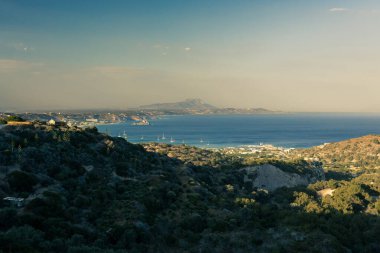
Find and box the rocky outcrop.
[242,164,325,192]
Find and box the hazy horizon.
[2,0,380,112]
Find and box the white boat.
[170,137,175,143]
[162,133,166,140]
[200,139,204,143]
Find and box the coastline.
[96,114,380,149]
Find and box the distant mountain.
[138,98,218,111]
[137,99,281,114]
[212,107,279,114]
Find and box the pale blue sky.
[1,0,380,111]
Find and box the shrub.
[6,115,25,122]
[0,225,44,253]
[7,171,38,192]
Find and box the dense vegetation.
[0,123,379,252]
[0,115,26,125]
[294,135,380,174]
[144,143,322,175]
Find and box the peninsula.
[0,99,280,127]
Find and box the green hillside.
[0,123,379,253]
[293,135,380,174]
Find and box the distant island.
[0,99,281,127]
[138,98,217,111]
[136,98,280,115]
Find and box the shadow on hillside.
[0,124,379,253]
[324,170,353,181]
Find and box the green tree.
[7,115,25,122]
[0,225,44,253]
[7,171,38,192]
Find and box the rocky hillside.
[242,164,324,192]
[293,135,380,173]
[144,143,325,192]
[0,124,379,253]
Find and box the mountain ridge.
[138,98,217,110]
[137,98,279,114]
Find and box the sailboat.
[162,133,166,140]
[200,138,204,143]
[170,137,175,143]
[122,131,128,140]
[140,136,144,140]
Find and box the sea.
[97,113,380,148]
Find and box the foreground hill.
[294,135,380,173]
[0,124,379,253]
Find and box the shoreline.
[95,114,380,150]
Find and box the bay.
[97,113,380,148]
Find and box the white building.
[48,119,56,125]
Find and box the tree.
[7,115,25,122]
[0,225,44,253]
[7,171,38,192]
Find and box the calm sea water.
[97,114,380,148]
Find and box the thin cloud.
[153,44,169,50]
[328,7,380,15]
[10,42,35,52]
[92,66,147,75]
[0,59,41,72]
[153,44,170,56]
[329,7,349,12]
[184,47,191,51]
[0,41,34,53]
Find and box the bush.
[0,208,17,230]
[6,115,25,122]
[180,213,207,233]
[7,171,38,192]
[0,225,44,253]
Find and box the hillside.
[293,135,380,173]
[139,98,217,111]
[0,124,379,252]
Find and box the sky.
[1,0,380,112]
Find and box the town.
[0,111,153,127]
